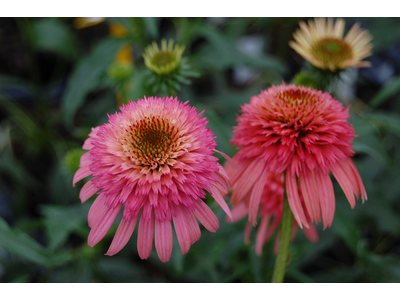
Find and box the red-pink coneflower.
[73,96,231,262]
[226,84,367,230]
[228,171,318,256]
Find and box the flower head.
[143,39,185,75]
[226,84,367,229]
[73,96,231,262]
[228,172,318,256]
[289,18,373,71]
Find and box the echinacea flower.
[73,96,231,262]
[228,171,318,256]
[226,84,367,230]
[143,39,185,75]
[289,18,373,71]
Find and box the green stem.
[271,195,293,283]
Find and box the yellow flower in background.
[108,23,134,64]
[73,18,134,65]
[73,17,105,29]
[289,18,373,72]
[73,18,135,105]
[143,39,185,75]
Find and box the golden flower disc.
[311,38,353,67]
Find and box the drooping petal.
[299,168,321,222]
[79,180,98,203]
[315,170,335,229]
[172,204,192,254]
[88,193,107,228]
[248,167,270,225]
[184,210,201,245]
[346,158,368,201]
[88,203,123,247]
[330,161,356,208]
[208,185,232,220]
[73,167,91,187]
[231,159,266,205]
[155,219,173,262]
[106,216,138,256]
[193,200,219,232]
[255,215,270,256]
[303,223,319,242]
[137,204,154,260]
[286,171,309,229]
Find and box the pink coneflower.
[73,96,231,262]
[228,171,318,256]
[226,84,367,230]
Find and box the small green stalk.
[271,195,293,283]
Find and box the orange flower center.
[311,38,353,67]
[121,116,181,168]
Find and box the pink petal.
[248,167,270,225]
[137,203,154,259]
[303,223,319,242]
[337,158,360,197]
[79,180,98,203]
[193,200,219,232]
[209,185,232,220]
[88,203,123,247]
[228,202,248,223]
[346,158,368,201]
[73,167,91,187]
[106,216,138,256]
[231,159,265,205]
[79,151,91,167]
[82,138,93,150]
[299,168,322,223]
[213,149,237,171]
[286,171,309,229]
[315,171,335,229]
[184,210,201,245]
[226,157,254,188]
[330,161,356,208]
[155,219,173,262]
[172,205,192,254]
[88,193,107,228]
[255,215,270,256]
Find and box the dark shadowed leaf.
[0,218,72,267]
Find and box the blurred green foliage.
[1,17,400,283]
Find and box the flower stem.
[271,195,293,283]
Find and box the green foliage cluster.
[1,17,400,283]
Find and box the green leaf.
[41,203,90,250]
[32,18,78,60]
[331,208,361,251]
[143,17,158,38]
[61,37,126,126]
[0,150,38,188]
[0,217,72,267]
[359,252,400,282]
[367,112,400,138]
[370,76,400,107]
[194,24,287,74]
[0,96,42,141]
[350,113,389,165]
[0,74,33,95]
